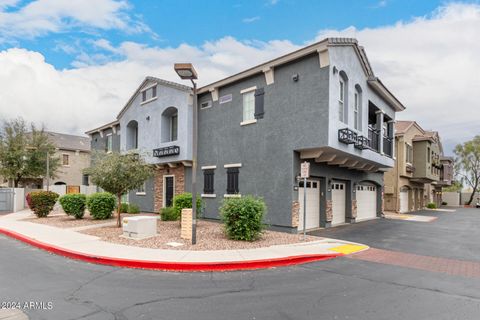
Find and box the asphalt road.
[1,207,480,320]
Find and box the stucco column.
[375,110,384,154]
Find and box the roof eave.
[367,78,405,112]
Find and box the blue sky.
[0,0,479,155]
[1,0,449,69]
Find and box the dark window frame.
[203,169,215,194]
[226,168,239,194]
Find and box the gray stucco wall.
[90,126,120,156]
[128,176,155,212]
[197,53,330,228]
[119,81,192,164]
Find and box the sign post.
[300,161,310,240]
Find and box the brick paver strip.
[348,248,480,278]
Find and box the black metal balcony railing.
[383,136,393,157]
[338,128,357,144]
[367,127,379,152]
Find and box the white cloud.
[0,0,150,41]
[316,2,480,154]
[0,37,298,135]
[0,2,478,156]
[242,16,260,23]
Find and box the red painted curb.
[0,228,341,272]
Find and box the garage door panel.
[298,180,320,231]
[356,185,377,221]
[332,182,346,225]
[399,190,408,213]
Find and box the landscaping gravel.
[79,219,318,251]
[23,212,156,229]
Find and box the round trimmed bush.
[86,192,116,220]
[160,207,177,221]
[172,193,203,219]
[220,196,266,241]
[59,194,86,219]
[427,202,437,209]
[127,203,140,214]
[28,191,60,218]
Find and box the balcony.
[383,136,393,157]
[367,126,379,152]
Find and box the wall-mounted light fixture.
[146,116,150,121]
[353,182,357,193]
[327,178,332,192]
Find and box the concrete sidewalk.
[0,210,368,271]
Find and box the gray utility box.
[122,216,157,239]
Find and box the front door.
[164,176,175,207]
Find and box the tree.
[84,152,153,227]
[0,118,60,187]
[454,136,480,205]
[443,180,462,192]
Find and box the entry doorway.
[163,176,175,207]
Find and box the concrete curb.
[0,228,342,272]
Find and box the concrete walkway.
[0,210,368,271]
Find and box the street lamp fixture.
[174,63,198,81]
[174,62,198,245]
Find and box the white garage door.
[298,180,320,231]
[332,182,346,225]
[399,190,409,213]
[356,185,377,221]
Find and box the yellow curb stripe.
[329,244,369,255]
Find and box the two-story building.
[86,77,193,213]
[196,38,405,232]
[384,121,452,212]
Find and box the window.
[62,154,69,166]
[427,147,431,162]
[106,134,113,152]
[152,86,157,98]
[142,91,147,102]
[226,168,239,194]
[203,169,215,194]
[136,182,146,194]
[170,113,178,141]
[141,85,157,103]
[82,174,89,186]
[405,144,413,164]
[354,92,359,130]
[200,101,212,109]
[126,120,138,150]
[339,79,345,123]
[242,91,255,122]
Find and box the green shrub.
[160,207,178,221]
[427,202,437,209]
[127,203,140,214]
[442,201,448,206]
[220,196,266,241]
[173,193,203,218]
[28,191,60,218]
[120,202,129,213]
[86,192,116,220]
[59,194,86,219]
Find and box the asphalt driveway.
[310,207,480,261]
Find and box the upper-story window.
[338,72,348,123]
[171,113,178,141]
[62,154,69,166]
[405,143,413,164]
[106,134,113,153]
[427,147,431,162]
[126,120,138,150]
[354,85,362,130]
[242,91,255,122]
[141,84,157,104]
[161,107,179,143]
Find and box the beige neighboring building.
[384,121,452,213]
[16,132,91,189]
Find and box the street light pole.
[46,151,50,192]
[174,63,199,245]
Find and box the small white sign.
[300,162,310,178]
